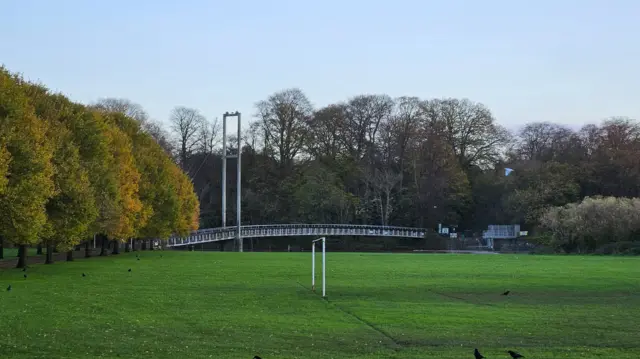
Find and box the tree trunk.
[99,235,108,256]
[0,236,4,259]
[142,240,147,250]
[45,242,54,264]
[37,243,43,255]
[125,240,131,253]
[112,240,120,255]
[132,239,137,252]
[16,245,27,268]
[85,240,92,258]
[66,250,74,261]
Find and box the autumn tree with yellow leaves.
[0,69,56,267]
[20,84,99,263]
[106,113,180,246]
[0,67,200,266]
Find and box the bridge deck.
[167,224,427,247]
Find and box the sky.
[1,0,639,134]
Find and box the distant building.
[482,224,529,251]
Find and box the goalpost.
[311,237,326,298]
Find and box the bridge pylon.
[222,111,242,252]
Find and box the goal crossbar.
[311,237,326,298]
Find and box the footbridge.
[167,224,427,248]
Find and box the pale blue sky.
[1,0,639,133]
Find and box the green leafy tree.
[0,141,10,259]
[505,161,580,226]
[20,82,99,262]
[293,163,358,223]
[171,164,200,236]
[142,155,181,240]
[43,121,98,262]
[0,145,8,195]
[103,122,144,253]
[0,68,55,268]
[109,112,180,244]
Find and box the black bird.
[474,348,485,359]
[23,274,27,279]
[508,350,524,358]
[6,285,11,291]
[128,268,132,272]
[502,290,510,296]
[82,273,86,277]
[253,356,262,359]
[137,257,140,261]
[22,267,26,272]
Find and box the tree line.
[146,88,639,254]
[5,66,638,256]
[0,67,200,267]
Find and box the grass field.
[1,247,42,258]
[0,251,639,359]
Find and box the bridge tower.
[222,111,242,252]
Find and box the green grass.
[1,247,41,259]
[1,251,639,358]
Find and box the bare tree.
[307,104,348,162]
[365,168,403,226]
[198,117,221,154]
[513,122,574,162]
[93,98,149,123]
[386,96,423,171]
[255,88,314,172]
[169,106,206,170]
[420,98,509,168]
[143,121,174,155]
[92,97,175,154]
[341,94,394,162]
[597,117,640,152]
[246,121,265,152]
[411,128,470,227]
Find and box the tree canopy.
[176,88,640,253]
[0,67,200,265]
[3,66,640,257]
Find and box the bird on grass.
[253,356,262,359]
[508,350,524,358]
[23,274,27,279]
[474,348,485,359]
[22,267,27,272]
[137,257,140,261]
[6,285,11,291]
[128,268,132,272]
[82,273,86,277]
[502,290,510,296]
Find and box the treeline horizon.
[5,66,640,255]
[0,67,199,267]
[136,88,640,254]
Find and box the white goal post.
[311,237,326,298]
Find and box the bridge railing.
[167,224,427,247]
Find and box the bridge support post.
[222,115,227,228]
[222,111,243,252]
